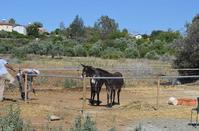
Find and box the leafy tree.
[84,27,100,43]
[59,21,65,30]
[112,38,129,51]
[174,14,199,79]
[8,18,16,25]
[26,22,43,37]
[150,29,181,43]
[51,28,61,35]
[67,15,85,39]
[137,42,150,57]
[33,22,43,28]
[149,40,167,55]
[101,47,124,59]
[73,44,87,57]
[49,41,64,58]
[122,28,128,35]
[145,50,159,59]
[108,31,128,39]
[12,47,27,59]
[27,24,39,37]
[27,41,41,54]
[125,47,140,58]
[63,47,75,56]
[94,15,119,39]
[0,42,14,54]
[88,42,102,57]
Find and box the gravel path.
[126,118,199,131]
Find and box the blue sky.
[0,0,199,34]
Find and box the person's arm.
[5,63,16,72]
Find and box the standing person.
[16,68,40,100]
[0,58,16,101]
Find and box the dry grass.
[0,56,197,130]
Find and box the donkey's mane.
[96,68,111,74]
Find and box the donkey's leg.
[91,91,96,105]
[96,86,101,105]
[118,91,120,105]
[107,92,109,106]
[112,90,116,105]
[90,88,93,104]
[97,91,100,106]
[90,83,96,105]
[90,82,93,104]
[109,89,113,107]
[97,82,103,106]
[107,91,112,107]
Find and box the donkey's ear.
[90,66,95,70]
[81,64,86,67]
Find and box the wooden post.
[77,68,81,88]
[24,73,28,102]
[156,76,160,110]
[82,76,86,113]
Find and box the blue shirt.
[0,59,8,75]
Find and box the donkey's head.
[81,64,95,77]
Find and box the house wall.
[13,26,27,35]
[0,25,13,32]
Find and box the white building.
[0,22,13,32]
[13,25,27,35]
[0,21,27,35]
[129,33,143,39]
[134,34,142,39]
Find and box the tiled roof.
[0,22,24,27]
[0,22,14,26]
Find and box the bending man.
[0,58,16,101]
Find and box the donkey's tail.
[122,78,125,88]
[123,82,126,88]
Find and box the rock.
[168,97,178,105]
[49,115,60,121]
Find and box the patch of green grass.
[70,115,97,131]
[35,77,48,85]
[0,104,31,131]
[63,78,78,88]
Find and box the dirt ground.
[1,84,199,131]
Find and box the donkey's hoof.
[106,104,112,108]
[89,100,95,105]
[97,101,101,106]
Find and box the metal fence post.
[156,76,160,110]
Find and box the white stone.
[50,115,60,121]
[168,97,178,105]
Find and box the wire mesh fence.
[2,66,199,130]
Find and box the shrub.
[64,78,77,88]
[149,40,167,55]
[144,50,159,60]
[11,47,27,59]
[101,47,124,59]
[35,77,48,85]
[88,43,102,57]
[0,42,14,54]
[125,47,140,58]
[73,45,87,57]
[159,53,174,63]
[0,105,31,131]
[64,47,75,56]
[49,42,64,58]
[137,42,150,57]
[70,115,97,131]
[112,38,129,51]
